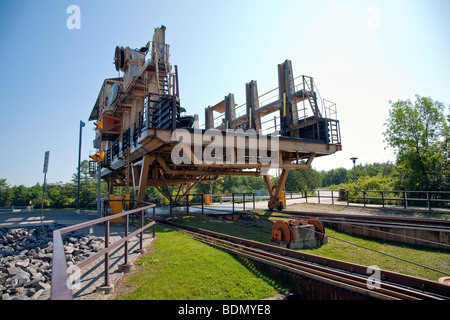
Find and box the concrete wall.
[324,221,450,250]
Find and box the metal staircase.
[302,76,322,118]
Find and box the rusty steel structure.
[88,25,342,211]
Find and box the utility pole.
[90,121,104,218]
[76,120,85,210]
[350,157,358,184]
[97,129,102,218]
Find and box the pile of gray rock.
[0,223,104,300]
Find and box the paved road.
[0,209,101,228]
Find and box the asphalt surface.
[0,209,100,228]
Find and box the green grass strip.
[115,224,290,300]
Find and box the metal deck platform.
[88,26,342,210]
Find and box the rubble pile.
[0,223,103,300]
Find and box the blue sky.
[0,0,449,187]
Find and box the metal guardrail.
[302,189,450,212]
[51,202,156,300]
[0,206,34,212]
[344,190,450,211]
[155,189,449,216]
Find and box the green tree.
[345,162,394,185]
[383,95,449,191]
[285,168,319,191]
[0,179,12,207]
[194,175,267,195]
[321,167,348,187]
[71,160,100,208]
[145,186,165,203]
[47,182,74,208]
[247,176,266,192]
[28,183,43,208]
[10,185,32,206]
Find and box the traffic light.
[94,121,103,131]
[89,151,105,162]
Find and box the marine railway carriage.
[88,25,342,211]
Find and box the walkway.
[70,222,154,300]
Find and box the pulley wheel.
[272,220,291,246]
[308,218,325,241]
[114,46,125,71]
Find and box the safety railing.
[208,74,339,139]
[100,93,180,168]
[301,189,450,212]
[344,190,450,211]
[149,41,170,66]
[259,114,280,136]
[51,202,156,300]
[0,206,34,212]
[234,102,247,118]
[161,193,259,216]
[213,111,225,128]
[258,87,279,109]
[293,75,338,122]
[323,99,338,120]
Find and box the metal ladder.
[329,120,340,144]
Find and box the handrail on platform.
[51,202,156,300]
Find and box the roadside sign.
[43,151,50,173]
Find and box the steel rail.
[179,227,438,300]
[159,220,450,300]
[190,233,400,300]
[189,233,422,300]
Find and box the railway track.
[188,204,450,230]
[254,209,450,250]
[158,220,450,300]
[281,210,450,229]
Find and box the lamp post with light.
[350,157,358,184]
[76,120,85,210]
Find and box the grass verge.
[114,224,290,300]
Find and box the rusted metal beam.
[51,230,73,300]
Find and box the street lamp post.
[97,129,102,218]
[350,157,358,184]
[76,120,85,210]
